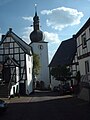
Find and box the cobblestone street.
[0,91,90,120]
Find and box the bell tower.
[30,5,50,88]
[30,4,44,42]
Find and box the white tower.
[30,5,49,88]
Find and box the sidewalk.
[0,96,33,103]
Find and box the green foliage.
[33,53,40,76]
[50,65,72,81]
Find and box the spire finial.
[35,4,37,16]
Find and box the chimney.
[9,28,12,32]
[1,35,5,40]
[72,34,76,39]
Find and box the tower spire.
[30,4,44,42]
[35,4,37,16]
[33,4,39,31]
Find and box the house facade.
[0,28,33,97]
[76,18,90,101]
[49,36,78,89]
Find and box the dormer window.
[81,33,87,48]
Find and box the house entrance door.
[3,66,11,83]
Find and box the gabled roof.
[76,17,90,38]
[0,28,32,55]
[4,57,19,67]
[49,37,77,67]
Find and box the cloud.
[41,7,84,30]
[44,31,61,44]
[22,16,33,22]
[48,49,56,63]
[0,28,2,41]
[0,33,2,40]
[22,27,33,43]
[44,31,61,62]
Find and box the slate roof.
[49,37,77,67]
[0,28,32,55]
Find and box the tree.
[50,65,72,81]
[33,53,40,77]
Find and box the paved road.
[0,90,90,120]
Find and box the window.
[5,49,9,54]
[85,61,89,74]
[81,33,87,48]
[14,48,19,53]
[10,48,13,54]
[29,68,30,74]
[14,54,19,60]
[20,54,24,60]
[10,43,13,48]
[38,45,43,50]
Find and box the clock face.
[38,45,43,50]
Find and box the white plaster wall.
[50,77,60,90]
[26,54,33,94]
[10,83,19,95]
[79,57,90,75]
[10,67,19,95]
[87,39,90,52]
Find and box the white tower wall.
[30,42,50,88]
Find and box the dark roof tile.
[49,37,77,67]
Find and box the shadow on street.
[0,91,90,120]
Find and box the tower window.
[38,45,43,50]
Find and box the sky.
[0,0,90,63]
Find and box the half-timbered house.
[0,28,33,97]
[49,36,78,90]
[76,17,90,101]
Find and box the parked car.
[53,83,73,95]
[0,99,7,113]
[62,83,73,94]
[53,86,60,92]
